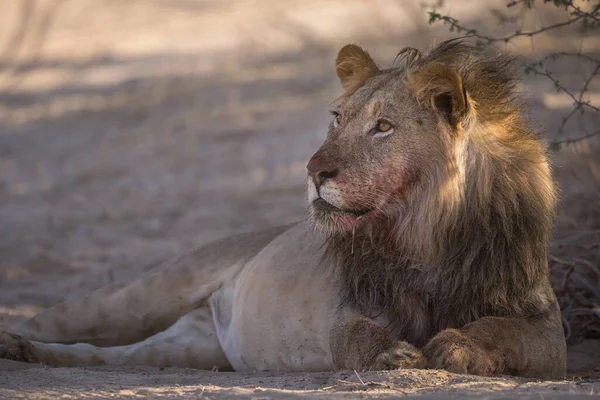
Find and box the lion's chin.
[309,198,374,233]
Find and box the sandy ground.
[1,360,600,399]
[0,0,599,398]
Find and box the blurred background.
[0,0,598,377]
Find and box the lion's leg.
[423,312,566,379]
[12,281,146,347]
[13,255,242,347]
[330,309,425,371]
[12,265,205,348]
[13,228,286,348]
[1,308,232,370]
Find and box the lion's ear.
[335,44,380,95]
[409,63,468,128]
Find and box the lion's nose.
[306,156,338,188]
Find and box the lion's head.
[307,43,440,233]
[307,39,555,263]
[307,39,558,342]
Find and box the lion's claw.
[423,329,499,376]
[373,341,425,370]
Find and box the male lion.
[0,39,566,379]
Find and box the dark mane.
[322,39,557,347]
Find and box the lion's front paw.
[0,330,38,363]
[372,341,425,370]
[422,329,499,376]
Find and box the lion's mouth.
[312,198,373,217]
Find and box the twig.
[550,254,575,292]
[549,254,576,267]
[353,370,366,385]
[553,129,600,147]
[428,12,586,43]
[569,3,600,23]
[533,52,600,68]
[566,308,600,319]
[524,66,600,113]
[322,375,391,392]
[562,316,572,341]
[578,62,600,104]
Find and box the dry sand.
[0,0,598,398]
[1,360,599,399]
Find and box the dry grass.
[550,142,600,349]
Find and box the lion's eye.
[331,111,341,128]
[374,120,394,135]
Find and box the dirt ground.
[0,0,599,398]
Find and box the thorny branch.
[428,0,600,150]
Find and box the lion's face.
[307,45,467,234]
[307,78,442,233]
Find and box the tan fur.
[336,44,380,95]
[408,62,467,127]
[0,40,565,379]
[313,39,563,379]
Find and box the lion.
[0,39,566,379]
